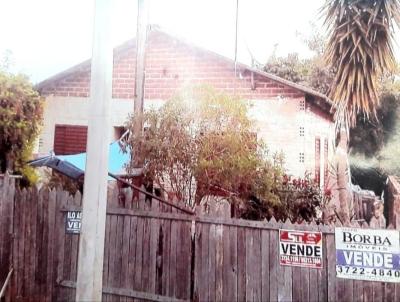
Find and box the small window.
[299,99,306,111]
[299,152,305,163]
[299,126,305,136]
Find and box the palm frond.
[323,0,400,126]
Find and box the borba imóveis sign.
[335,227,400,282]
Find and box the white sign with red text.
[279,229,323,268]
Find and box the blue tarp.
[29,141,130,180]
[58,141,130,175]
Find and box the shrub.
[124,86,283,206]
[0,70,43,185]
[240,173,332,222]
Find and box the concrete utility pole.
[132,0,149,177]
[75,0,113,300]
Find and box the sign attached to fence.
[279,229,323,268]
[335,227,400,282]
[65,211,82,234]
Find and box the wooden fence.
[1,174,400,301]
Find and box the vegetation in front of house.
[242,173,332,223]
[0,69,43,185]
[124,86,330,222]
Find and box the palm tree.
[323,0,400,223]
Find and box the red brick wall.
[40,31,304,100]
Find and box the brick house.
[36,26,334,187]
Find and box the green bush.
[0,70,43,185]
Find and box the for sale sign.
[335,227,400,282]
[279,229,323,268]
[66,211,82,234]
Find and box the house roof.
[36,25,333,114]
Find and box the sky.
[1,0,399,84]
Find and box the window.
[315,137,321,185]
[299,126,305,136]
[299,99,306,111]
[324,139,329,181]
[53,125,88,155]
[299,152,305,163]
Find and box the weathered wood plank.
[261,230,270,302]
[309,267,318,302]
[149,214,160,294]
[107,214,119,302]
[292,266,302,302]
[134,216,144,292]
[222,225,232,302]
[29,187,38,300]
[253,229,262,302]
[215,224,223,302]
[299,267,309,302]
[11,188,20,301]
[120,216,132,302]
[63,194,74,301]
[373,282,383,302]
[17,189,27,298]
[35,187,44,300]
[395,283,400,302]
[363,281,373,302]
[229,226,238,302]
[115,215,125,291]
[102,213,111,302]
[207,224,216,302]
[183,221,192,300]
[39,189,49,301]
[5,178,15,302]
[326,233,336,302]
[193,222,202,302]
[168,218,178,298]
[246,228,256,302]
[384,282,395,302]
[269,229,278,302]
[155,215,165,296]
[277,227,292,302]
[342,274,353,302]
[352,280,363,302]
[175,221,188,299]
[22,188,30,300]
[317,232,328,302]
[141,216,151,293]
[198,223,211,302]
[0,177,5,282]
[161,219,171,297]
[44,188,56,302]
[237,226,246,302]
[126,216,138,302]
[69,192,81,287]
[0,176,8,284]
